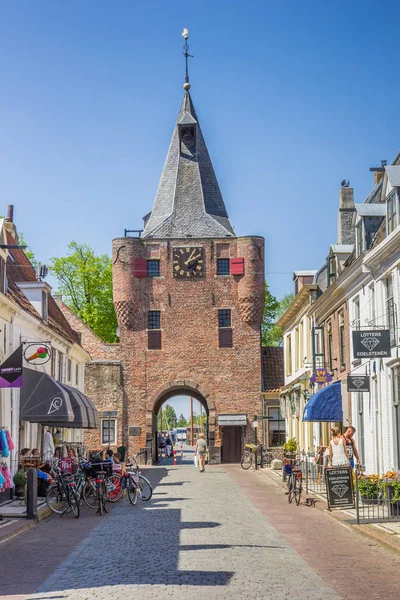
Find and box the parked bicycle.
[286,463,303,506]
[125,452,153,505]
[46,465,80,518]
[81,461,123,508]
[240,444,259,470]
[95,470,107,516]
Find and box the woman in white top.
[329,427,350,468]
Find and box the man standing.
[342,426,360,469]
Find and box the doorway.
[221,426,242,463]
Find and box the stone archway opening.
[145,381,217,464]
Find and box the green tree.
[177,414,188,427]
[164,404,177,428]
[262,282,294,347]
[49,241,118,343]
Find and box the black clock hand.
[189,260,199,271]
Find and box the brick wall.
[322,299,352,423]
[112,235,265,463]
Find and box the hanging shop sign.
[326,467,355,510]
[23,343,51,366]
[347,375,370,393]
[310,368,332,386]
[0,345,23,388]
[352,330,390,359]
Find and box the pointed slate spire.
[142,91,235,239]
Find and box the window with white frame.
[392,367,400,470]
[101,419,116,445]
[267,407,286,447]
[67,358,72,382]
[57,351,64,382]
[369,283,375,325]
[75,363,79,386]
[386,276,396,347]
[356,220,363,257]
[387,190,398,235]
[353,296,360,330]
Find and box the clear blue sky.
[1,1,400,299]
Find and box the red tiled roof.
[262,346,284,392]
[5,231,80,344]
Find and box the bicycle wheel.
[46,484,68,514]
[241,451,253,470]
[288,476,295,504]
[295,480,302,506]
[69,487,80,518]
[138,475,152,501]
[106,474,123,502]
[127,482,139,506]
[83,479,98,508]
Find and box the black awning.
[59,383,99,429]
[20,368,99,429]
[20,368,74,425]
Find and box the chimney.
[338,181,355,245]
[6,205,14,223]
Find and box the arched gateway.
[109,82,265,465]
[147,381,216,463]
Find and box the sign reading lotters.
[347,375,370,393]
[352,330,390,359]
[326,468,355,510]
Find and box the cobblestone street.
[2,456,400,600]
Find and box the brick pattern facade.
[112,235,265,463]
[322,300,352,421]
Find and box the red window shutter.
[230,257,244,275]
[133,258,148,277]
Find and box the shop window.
[217,258,230,275]
[147,260,160,278]
[392,368,400,470]
[101,419,116,445]
[268,407,286,447]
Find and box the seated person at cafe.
[105,448,114,463]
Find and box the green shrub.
[13,471,25,486]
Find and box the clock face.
[173,247,204,278]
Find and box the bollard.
[180,444,183,458]
[26,468,38,520]
[173,449,177,466]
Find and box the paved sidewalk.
[23,462,338,600]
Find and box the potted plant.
[13,470,26,497]
[283,438,297,459]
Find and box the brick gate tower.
[112,65,265,463]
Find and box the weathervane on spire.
[182,28,193,91]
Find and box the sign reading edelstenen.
[347,375,370,393]
[352,330,390,358]
[326,468,355,510]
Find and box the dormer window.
[15,281,52,321]
[327,255,336,286]
[179,124,196,154]
[387,190,398,235]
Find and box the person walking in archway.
[195,433,208,472]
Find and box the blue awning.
[302,381,343,422]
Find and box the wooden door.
[222,426,242,463]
